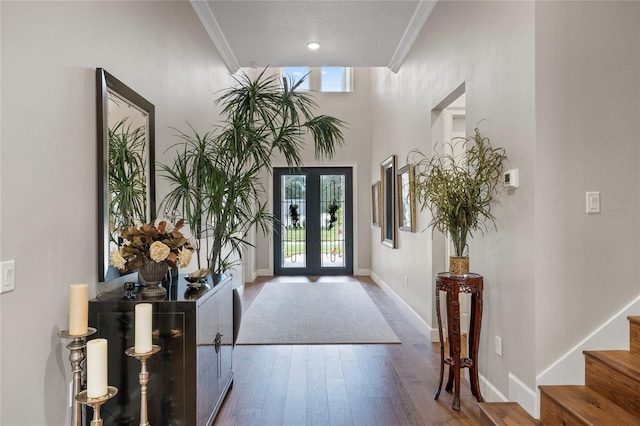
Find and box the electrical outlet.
[495,335,502,357]
[404,276,409,287]
[0,260,16,294]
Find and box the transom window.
[281,67,353,92]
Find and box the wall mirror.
[397,164,416,232]
[380,155,397,248]
[97,68,156,282]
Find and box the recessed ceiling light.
[307,41,321,50]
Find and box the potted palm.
[410,126,506,275]
[159,69,345,279]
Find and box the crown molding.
[190,0,240,74]
[388,0,437,73]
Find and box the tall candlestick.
[135,303,153,353]
[87,338,108,398]
[69,284,88,336]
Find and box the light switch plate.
[586,192,600,214]
[0,260,16,294]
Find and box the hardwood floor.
[215,275,483,425]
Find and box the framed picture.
[371,181,381,226]
[397,164,416,232]
[380,155,397,248]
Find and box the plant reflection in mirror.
[108,117,147,240]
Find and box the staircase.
[480,316,640,425]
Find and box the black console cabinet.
[88,275,233,425]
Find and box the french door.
[274,167,353,275]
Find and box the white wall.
[535,1,640,373]
[370,0,537,398]
[0,1,232,424]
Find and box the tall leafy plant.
[410,127,506,258]
[108,117,147,237]
[160,69,345,274]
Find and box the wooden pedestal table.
[434,272,484,410]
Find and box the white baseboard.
[479,373,508,402]
[355,268,370,276]
[257,268,271,277]
[369,271,438,342]
[509,372,536,416]
[534,294,640,417]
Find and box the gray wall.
[369,0,640,407]
[370,0,536,394]
[535,1,640,372]
[1,1,232,424]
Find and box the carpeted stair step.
[477,402,542,425]
[627,316,640,354]
[584,350,640,417]
[540,384,640,425]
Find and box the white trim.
[355,269,370,276]
[257,269,271,277]
[509,373,536,417]
[534,294,640,417]
[369,271,438,341]
[480,373,508,402]
[537,294,640,381]
[388,0,437,73]
[189,1,240,74]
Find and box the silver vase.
[139,260,168,300]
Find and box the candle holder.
[75,386,118,426]
[125,345,161,426]
[58,327,97,426]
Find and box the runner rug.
[236,281,401,345]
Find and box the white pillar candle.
[69,284,88,336]
[135,303,153,353]
[86,338,108,398]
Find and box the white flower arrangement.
[110,219,195,273]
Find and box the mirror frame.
[380,154,397,248]
[97,68,156,282]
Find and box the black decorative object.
[289,204,300,228]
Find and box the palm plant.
[108,117,147,237]
[410,127,505,272]
[160,69,345,275]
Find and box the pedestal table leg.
[469,291,484,402]
[450,283,461,410]
[434,287,445,400]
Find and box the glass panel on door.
[320,174,346,268]
[274,167,352,276]
[281,174,307,269]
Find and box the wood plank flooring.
[214,276,483,425]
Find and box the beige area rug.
[236,281,401,345]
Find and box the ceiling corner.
[387,0,437,73]
[190,0,240,74]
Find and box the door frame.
[265,162,360,276]
[273,166,354,276]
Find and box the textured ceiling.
[191,1,436,73]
